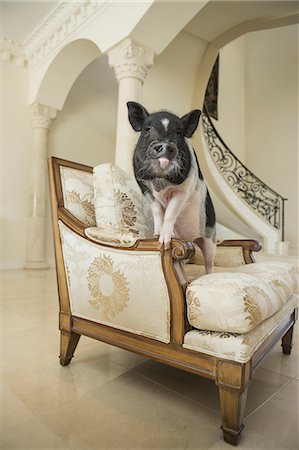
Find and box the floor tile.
[137,362,293,418]
[260,327,299,379]
[245,379,299,449]
[0,417,69,449]
[40,372,221,449]
[210,428,290,449]
[0,268,298,449]
[0,384,35,433]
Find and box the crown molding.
[1,0,111,70]
[24,0,111,68]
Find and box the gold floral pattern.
[87,255,129,317]
[93,163,154,240]
[66,190,95,226]
[61,167,96,227]
[272,279,282,288]
[85,227,138,247]
[243,293,262,327]
[184,294,298,363]
[187,290,201,323]
[115,190,138,234]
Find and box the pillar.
[24,103,57,269]
[108,38,154,174]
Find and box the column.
[108,38,154,174]
[24,103,57,269]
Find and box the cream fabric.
[60,167,96,227]
[186,262,297,333]
[185,263,236,283]
[85,227,138,248]
[189,244,245,267]
[93,163,154,238]
[59,222,170,343]
[183,294,298,363]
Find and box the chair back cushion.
[93,163,154,238]
[60,167,96,226]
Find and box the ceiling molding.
[1,0,111,70]
[24,0,111,68]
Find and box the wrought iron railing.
[202,108,287,240]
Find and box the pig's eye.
[177,130,182,137]
[144,126,151,133]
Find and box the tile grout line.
[139,372,221,417]
[244,377,296,421]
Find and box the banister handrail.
[202,106,287,240]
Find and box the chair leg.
[218,384,249,446]
[60,330,81,366]
[282,325,294,355]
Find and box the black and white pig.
[127,101,216,273]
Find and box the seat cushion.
[93,163,153,238]
[186,262,297,334]
[183,294,298,363]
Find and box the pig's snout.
[150,143,178,160]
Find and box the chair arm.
[218,239,262,264]
[57,217,193,345]
[58,207,195,260]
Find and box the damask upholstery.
[85,226,138,248]
[189,244,246,267]
[183,294,298,363]
[93,163,154,238]
[186,262,297,334]
[59,222,170,343]
[60,166,96,226]
[59,161,297,354]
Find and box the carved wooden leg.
[219,385,248,445]
[282,325,294,355]
[60,330,81,366]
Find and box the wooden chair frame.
[48,157,297,446]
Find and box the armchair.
[48,157,297,446]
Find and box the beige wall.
[2,23,297,268]
[211,25,298,250]
[217,35,246,161]
[143,31,208,116]
[0,64,31,269]
[245,24,298,250]
[1,29,208,268]
[49,55,117,167]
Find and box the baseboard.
[0,258,56,271]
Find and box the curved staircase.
[198,109,287,253]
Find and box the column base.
[24,261,49,270]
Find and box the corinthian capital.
[31,103,57,129]
[108,38,154,83]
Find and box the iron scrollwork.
[202,109,287,240]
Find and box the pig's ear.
[181,110,201,138]
[127,102,149,132]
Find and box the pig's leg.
[151,200,164,236]
[159,192,189,249]
[194,237,216,274]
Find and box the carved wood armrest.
[58,208,195,260]
[218,239,262,264]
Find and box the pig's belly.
[173,191,204,241]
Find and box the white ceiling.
[1,0,298,47]
[0,1,57,42]
[185,1,299,42]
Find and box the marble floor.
[0,269,298,450]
